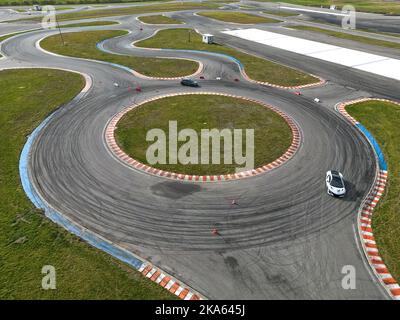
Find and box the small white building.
[202,34,214,44]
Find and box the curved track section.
[2,10,399,299]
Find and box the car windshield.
[331,176,343,188]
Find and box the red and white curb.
[359,170,400,300]
[133,28,325,89]
[241,68,325,90]
[105,92,301,182]
[337,97,400,126]
[139,263,204,300]
[130,58,203,81]
[337,98,400,300]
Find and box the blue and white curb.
[16,66,204,300]
[132,28,325,89]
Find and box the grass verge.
[0,0,170,6]
[138,14,182,24]
[135,28,319,86]
[60,21,119,28]
[346,100,400,283]
[196,11,281,24]
[13,2,226,22]
[40,30,199,78]
[255,0,400,15]
[0,68,175,299]
[115,94,292,175]
[263,9,299,17]
[290,25,400,50]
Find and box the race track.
[1,3,399,299]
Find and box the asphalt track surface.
[1,4,400,299]
[245,1,400,34]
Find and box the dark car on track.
[180,78,199,87]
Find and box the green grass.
[368,30,400,38]
[291,16,400,37]
[0,68,175,299]
[135,28,319,86]
[55,6,74,10]
[290,25,400,50]
[197,11,282,24]
[60,21,119,28]
[257,0,400,15]
[13,2,226,22]
[0,0,170,6]
[15,6,73,11]
[40,30,199,78]
[138,14,182,24]
[115,94,292,175]
[238,4,256,9]
[263,9,299,17]
[346,100,400,283]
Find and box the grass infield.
[255,0,400,15]
[0,68,175,299]
[114,94,292,176]
[0,0,165,5]
[196,11,282,24]
[60,21,119,28]
[262,9,299,17]
[135,28,319,87]
[346,100,400,284]
[12,2,226,22]
[40,30,199,78]
[138,14,182,24]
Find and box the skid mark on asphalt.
[151,181,202,199]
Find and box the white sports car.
[326,170,346,197]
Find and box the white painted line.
[221,28,400,82]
